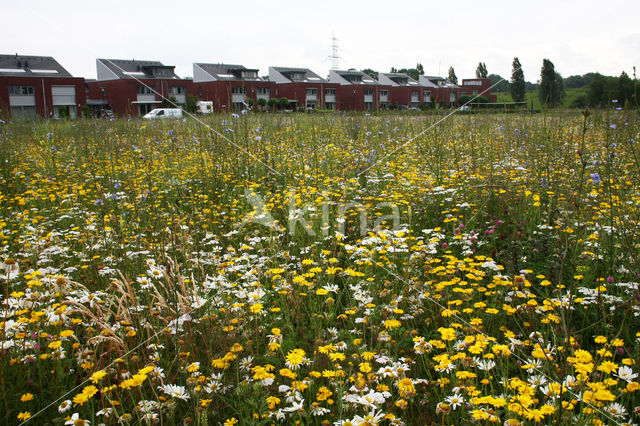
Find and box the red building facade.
[192,63,277,112]
[328,70,391,111]
[377,73,424,108]
[269,67,340,110]
[87,59,195,117]
[0,55,85,119]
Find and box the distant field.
[496,87,587,110]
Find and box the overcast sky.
[3,0,639,83]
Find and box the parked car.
[99,109,114,119]
[143,108,183,120]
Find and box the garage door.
[52,86,76,105]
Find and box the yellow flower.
[594,335,608,344]
[224,418,239,426]
[59,329,74,338]
[90,370,107,384]
[48,341,62,350]
[72,392,89,406]
[285,349,306,369]
[437,327,456,341]
[266,396,281,409]
[359,362,372,373]
[384,319,401,329]
[17,412,31,421]
[21,393,34,402]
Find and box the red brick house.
[377,73,424,108]
[0,54,85,120]
[192,63,276,112]
[419,76,460,105]
[459,78,497,102]
[268,67,340,110]
[87,58,194,117]
[327,70,391,111]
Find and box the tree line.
[367,60,638,109]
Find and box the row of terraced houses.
[0,54,496,119]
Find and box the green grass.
[497,87,587,109]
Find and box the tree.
[278,97,290,109]
[400,68,420,80]
[390,67,398,73]
[565,73,597,89]
[488,74,509,92]
[510,57,525,102]
[185,94,198,113]
[538,59,564,107]
[618,71,634,105]
[257,97,267,111]
[267,98,278,111]
[475,62,488,78]
[416,63,424,76]
[448,66,458,85]
[161,96,178,108]
[361,68,379,80]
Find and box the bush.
[570,95,587,109]
[278,98,290,109]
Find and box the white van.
[143,108,183,119]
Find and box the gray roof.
[97,58,180,80]
[421,75,458,88]
[0,54,74,77]
[329,69,380,85]
[270,67,328,83]
[378,72,421,87]
[194,63,262,81]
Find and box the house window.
[380,90,388,96]
[306,88,317,95]
[199,87,203,97]
[364,102,374,110]
[231,86,245,94]
[325,88,336,95]
[364,89,373,95]
[423,91,432,102]
[137,85,154,95]
[169,86,185,95]
[8,85,34,95]
[325,102,336,110]
[256,87,270,95]
[241,71,258,79]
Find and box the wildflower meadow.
[1,108,640,425]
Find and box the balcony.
[232,93,245,103]
[364,94,373,102]
[306,94,318,101]
[380,94,388,102]
[325,94,336,103]
[137,94,156,103]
